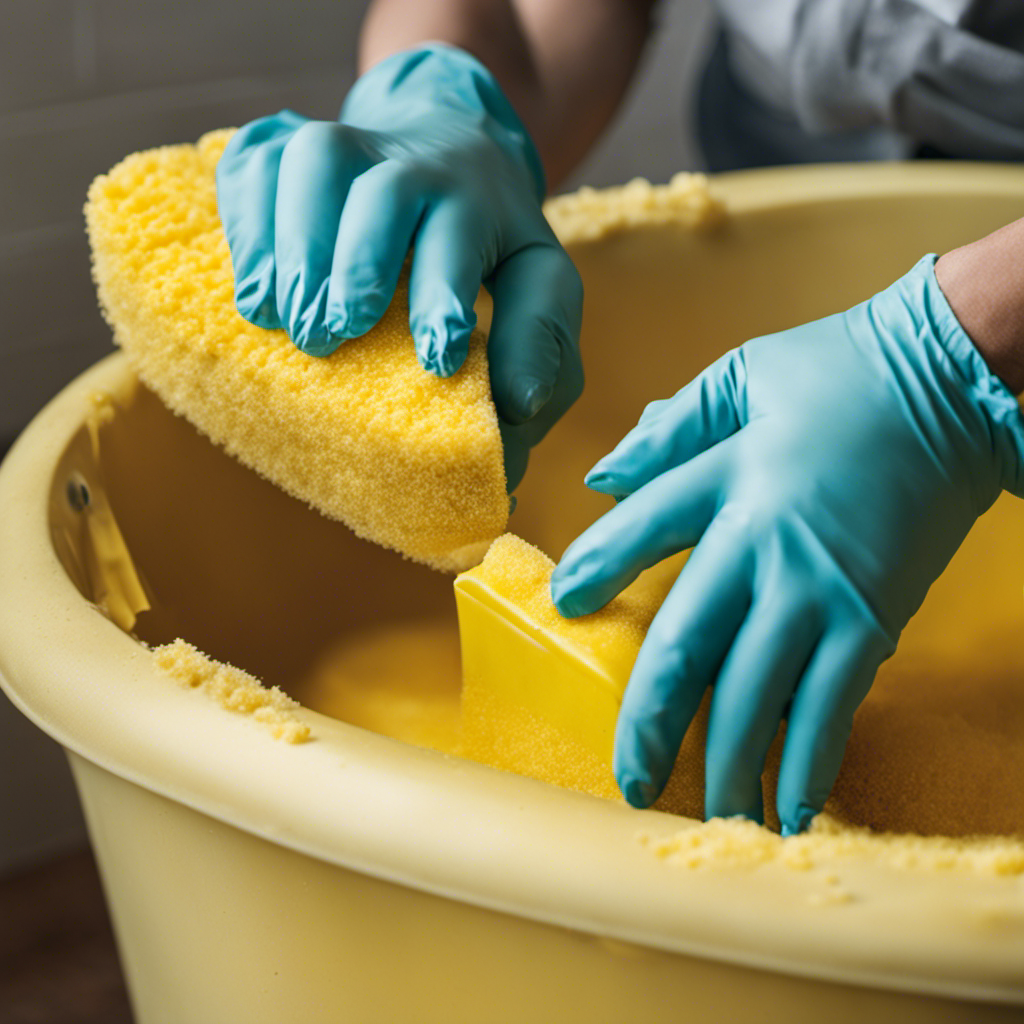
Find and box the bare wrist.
[935,222,1024,395]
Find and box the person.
[215,1,1024,834]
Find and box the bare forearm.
[936,219,1024,395]
[359,0,656,187]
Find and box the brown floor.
[0,847,133,1024]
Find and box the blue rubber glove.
[215,44,583,491]
[550,256,1024,834]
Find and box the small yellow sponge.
[455,534,706,815]
[85,130,508,571]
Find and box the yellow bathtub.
[2,162,1024,1024]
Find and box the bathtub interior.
[50,172,1024,839]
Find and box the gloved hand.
[215,44,583,491]
[550,256,1024,834]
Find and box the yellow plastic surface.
[72,752,1024,1024]
[3,163,1024,1021]
[292,620,462,753]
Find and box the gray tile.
[0,223,109,357]
[0,225,111,436]
[0,67,352,236]
[0,2,82,114]
[1,0,370,113]
[93,0,368,95]
[0,343,111,439]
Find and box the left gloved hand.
[550,256,1024,834]
[215,44,583,491]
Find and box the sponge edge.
[466,534,674,675]
[85,129,508,572]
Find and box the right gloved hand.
[550,256,1024,834]
[215,43,584,491]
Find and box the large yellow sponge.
[85,130,508,571]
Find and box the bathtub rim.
[3,162,1024,1006]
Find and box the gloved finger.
[325,160,425,343]
[585,349,746,499]
[775,622,894,835]
[499,421,530,494]
[216,110,307,329]
[550,441,731,618]
[274,121,373,355]
[408,198,484,377]
[487,242,584,427]
[703,592,822,823]
[614,522,752,807]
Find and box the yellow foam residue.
[544,174,725,242]
[824,649,1024,838]
[153,639,310,743]
[85,130,507,572]
[641,815,1024,878]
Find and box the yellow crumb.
[85,130,507,572]
[646,815,1024,878]
[544,174,725,242]
[153,639,310,743]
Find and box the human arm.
[359,0,657,187]
[937,217,1024,395]
[550,245,1024,833]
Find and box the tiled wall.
[0,0,712,874]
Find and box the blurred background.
[0,0,713,879]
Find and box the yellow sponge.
[455,534,706,816]
[85,130,508,571]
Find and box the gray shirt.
[715,0,1024,159]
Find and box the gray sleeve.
[715,0,1024,158]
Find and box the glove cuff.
[341,42,547,201]
[913,254,1024,499]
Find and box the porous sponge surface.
[85,130,507,572]
[472,534,669,668]
[543,173,725,242]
